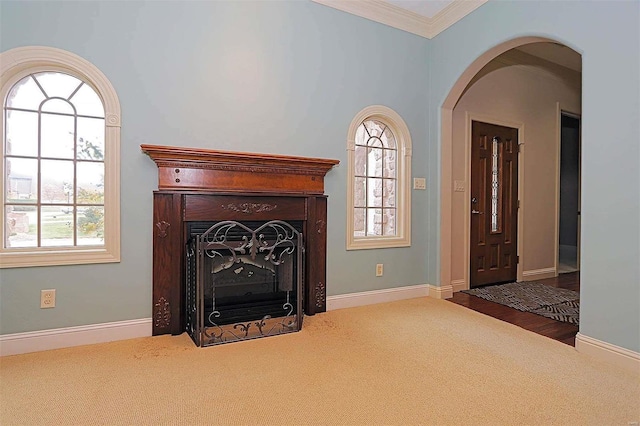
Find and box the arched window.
[1,47,120,268]
[347,105,411,249]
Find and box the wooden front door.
[470,121,519,287]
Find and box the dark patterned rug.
[462,281,580,325]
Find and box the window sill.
[0,247,120,268]
[346,236,411,250]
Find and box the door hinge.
[517,200,521,209]
[518,143,522,152]
[516,255,520,264]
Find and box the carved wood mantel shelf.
[141,144,339,336]
[141,144,338,194]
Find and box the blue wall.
[0,1,430,334]
[2,0,639,354]
[429,0,639,352]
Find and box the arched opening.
[440,37,582,302]
[440,36,583,342]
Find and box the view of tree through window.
[4,72,106,248]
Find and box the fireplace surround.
[141,144,339,337]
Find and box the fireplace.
[141,145,339,340]
[186,220,304,346]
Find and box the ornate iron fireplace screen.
[186,220,303,346]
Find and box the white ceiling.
[384,0,456,19]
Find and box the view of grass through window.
[4,72,106,248]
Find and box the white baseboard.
[428,284,454,299]
[575,333,640,372]
[0,318,152,357]
[327,284,429,311]
[451,279,466,292]
[522,267,557,281]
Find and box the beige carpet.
[1,297,638,425]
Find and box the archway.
[439,36,581,289]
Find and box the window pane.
[5,205,37,248]
[5,157,37,201]
[354,177,366,208]
[364,120,384,140]
[41,159,74,204]
[353,207,365,237]
[41,205,73,246]
[77,206,104,246]
[367,177,383,207]
[383,179,396,207]
[41,113,75,159]
[381,126,396,149]
[491,137,501,233]
[367,147,382,177]
[368,136,383,148]
[355,124,367,147]
[354,145,366,176]
[70,83,104,117]
[366,208,383,236]
[41,99,75,114]
[5,110,38,157]
[382,208,396,236]
[382,149,396,178]
[77,162,104,204]
[33,72,82,100]
[5,75,45,110]
[77,117,105,160]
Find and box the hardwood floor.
[449,272,579,346]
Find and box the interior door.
[470,121,519,287]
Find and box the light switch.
[454,180,465,192]
[413,178,426,190]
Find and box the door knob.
[472,210,483,215]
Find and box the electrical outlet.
[413,178,426,190]
[376,263,383,277]
[41,289,56,308]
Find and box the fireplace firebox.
[186,220,303,346]
[141,145,339,340]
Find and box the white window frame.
[0,46,121,268]
[346,105,412,250]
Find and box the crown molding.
[311,0,488,39]
[312,0,431,38]
[429,0,488,38]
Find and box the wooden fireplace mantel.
[142,144,339,336]
[141,144,339,194]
